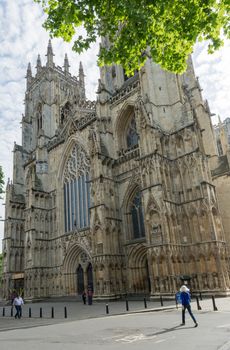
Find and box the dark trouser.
[182,304,197,324]
[15,305,22,319]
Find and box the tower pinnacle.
[36,54,42,74]
[46,39,54,68]
[64,53,70,74]
[78,61,85,98]
[26,63,32,89]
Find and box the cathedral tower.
[2,42,230,300]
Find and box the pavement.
[0,295,227,331]
[1,297,230,349]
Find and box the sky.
[0,0,229,251]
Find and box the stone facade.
[2,41,230,300]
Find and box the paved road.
[1,307,230,349]
[0,297,230,349]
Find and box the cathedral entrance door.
[76,264,84,294]
[128,246,150,295]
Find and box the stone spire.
[26,62,32,89]
[36,54,42,74]
[64,53,70,74]
[218,115,222,125]
[78,61,85,97]
[46,39,54,68]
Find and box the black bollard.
[212,295,218,311]
[195,296,202,310]
[126,300,129,311]
[29,307,31,318]
[106,304,109,314]
[64,306,67,318]
[40,307,42,318]
[2,307,5,317]
[160,296,163,307]
[144,297,147,309]
[51,307,54,318]
[11,306,13,317]
[199,292,203,300]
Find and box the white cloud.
[193,40,230,123]
[0,0,229,249]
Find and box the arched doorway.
[127,245,150,295]
[62,243,93,296]
[76,264,84,294]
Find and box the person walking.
[180,285,198,327]
[82,290,86,305]
[13,294,24,319]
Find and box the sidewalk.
[0,296,229,332]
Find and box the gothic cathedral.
[2,40,230,300]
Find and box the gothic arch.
[127,244,149,293]
[114,102,138,152]
[35,102,43,132]
[62,242,93,295]
[63,243,91,274]
[57,135,89,183]
[57,135,90,233]
[122,185,145,241]
[120,168,141,211]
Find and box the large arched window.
[129,191,145,239]
[63,143,90,232]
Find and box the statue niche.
[60,102,72,125]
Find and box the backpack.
[176,292,182,304]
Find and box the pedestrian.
[87,288,93,305]
[82,290,86,305]
[180,285,198,327]
[13,294,24,319]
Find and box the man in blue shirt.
[180,285,198,327]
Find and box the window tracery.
[63,143,90,232]
[126,115,139,149]
[129,191,145,239]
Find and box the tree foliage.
[0,166,4,199]
[35,0,229,74]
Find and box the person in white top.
[13,294,24,319]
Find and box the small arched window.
[129,191,145,239]
[126,114,138,149]
[37,104,42,132]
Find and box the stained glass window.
[126,115,138,149]
[63,144,90,232]
[130,192,145,239]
